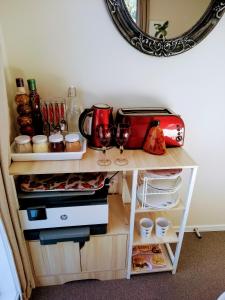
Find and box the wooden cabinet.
[29,241,81,276]
[28,234,128,286]
[28,234,127,277]
[81,234,127,272]
[26,196,129,286]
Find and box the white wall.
[0,0,225,228]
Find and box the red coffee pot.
[79,104,114,149]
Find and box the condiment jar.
[65,133,81,152]
[14,135,32,153]
[49,134,65,152]
[32,135,48,153]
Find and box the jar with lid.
[49,134,65,152]
[32,135,48,153]
[14,135,32,153]
[65,133,81,152]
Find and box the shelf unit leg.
[165,243,175,264]
[126,170,138,279]
[172,167,198,274]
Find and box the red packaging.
[143,120,166,155]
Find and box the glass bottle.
[15,78,30,106]
[15,78,34,136]
[27,79,44,135]
[54,102,61,134]
[41,102,50,137]
[66,86,80,133]
[48,102,56,135]
[60,102,68,136]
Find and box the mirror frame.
[105,0,225,56]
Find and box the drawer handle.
[60,214,68,220]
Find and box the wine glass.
[96,124,113,166]
[115,123,130,166]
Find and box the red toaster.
[115,107,185,149]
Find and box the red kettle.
[79,104,114,149]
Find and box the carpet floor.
[31,231,225,300]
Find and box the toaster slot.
[121,107,172,115]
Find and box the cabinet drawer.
[81,234,127,272]
[29,241,81,276]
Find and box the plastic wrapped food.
[143,120,166,155]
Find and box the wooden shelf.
[121,201,183,225]
[9,147,197,175]
[133,226,178,245]
[133,213,179,245]
[106,195,129,235]
[122,171,132,203]
[131,266,173,274]
[131,244,173,275]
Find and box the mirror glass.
[124,0,211,39]
[106,0,225,56]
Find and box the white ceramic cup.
[155,217,170,237]
[139,217,154,238]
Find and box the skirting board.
[174,225,225,232]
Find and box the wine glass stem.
[120,145,124,154]
[102,146,107,161]
[120,145,125,161]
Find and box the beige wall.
[0,0,225,230]
[149,0,211,38]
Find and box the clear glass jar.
[49,134,65,152]
[32,135,48,153]
[14,135,32,153]
[65,133,81,152]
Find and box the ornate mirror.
[105,0,225,56]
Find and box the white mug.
[139,217,154,238]
[155,217,170,237]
